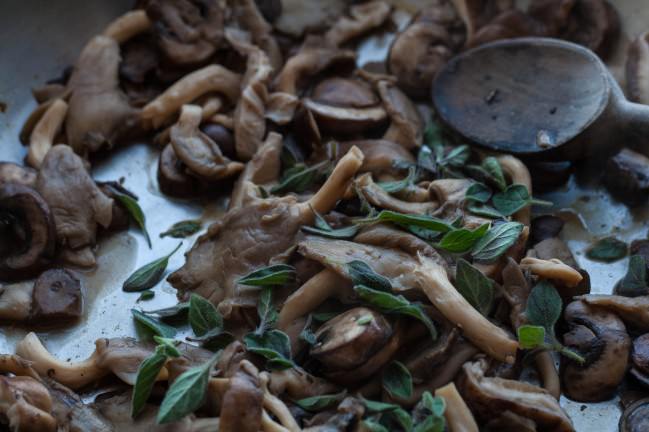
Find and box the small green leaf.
[132,309,177,338]
[467,203,504,219]
[362,420,390,432]
[302,225,359,239]
[481,157,507,191]
[294,391,347,412]
[114,193,152,248]
[383,361,413,399]
[347,260,392,292]
[186,329,234,352]
[238,264,296,287]
[313,209,332,231]
[438,145,470,168]
[586,237,628,262]
[517,325,546,349]
[271,161,329,194]
[436,224,490,253]
[471,222,524,262]
[357,314,373,325]
[131,350,167,418]
[157,352,220,423]
[160,220,202,239]
[525,281,562,333]
[244,330,294,370]
[413,415,445,432]
[422,393,445,417]
[384,408,414,431]
[153,336,182,357]
[137,290,155,302]
[354,285,437,339]
[188,294,223,337]
[356,210,454,234]
[362,398,401,413]
[616,255,648,297]
[123,243,182,292]
[143,303,189,323]
[465,182,492,203]
[455,259,495,316]
[378,166,417,193]
[256,287,278,334]
[492,184,531,216]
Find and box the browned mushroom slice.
[234,0,282,72]
[36,145,114,267]
[576,294,649,331]
[312,77,379,109]
[94,338,158,385]
[0,375,57,431]
[31,269,83,323]
[337,139,415,175]
[102,9,152,43]
[303,98,387,136]
[0,183,56,278]
[377,81,423,149]
[355,173,439,215]
[468,9,544,48]
[266,367,339,399]
[219,361,263,432]
[354,223,439,258]
[65,36,138,155]
[168,147,364,316]
[627,31,649,105]
[459,358,573,431]
[142,65,241,129]
[603,148,649,207]
[27,99,68,168]
[428,178,471,211]
[171,105,244,180]
[561,300,631,402]
[0,163,37,188]
[230,132,283,210]
[324,1,391,47]
[145,0,225,65]
[157,143,203,197]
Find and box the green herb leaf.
[438,145,470,168]
[465,182,492,203]
[354,284,437,339]
[357,314,373,325]
[383,361,413,399]
[422,393,445,417]
[347,260,392,292]
[471,222,524,262]
[123,243,182,292]
[143,303,189,323]
[467,203,503,219]
[238,264,296,287]
[481,157,507,191]
[131,349,168,418]
[302,225,359,239]
[313,209,332,231]
[153,336,182,357]
[436,224,490,253]
[525,281,562,333]
[356,210,454,234]
[137,290,155,302]
[384,408,414,431]
[586,237,628,262]
[299,315,317,346]
[492,184,531,216]
[186,328,234,352]
[413,415,445,432]
[243,329,294,370]
[188,294,223,337]
[271,161,329,194]
[157,352,220,423]
[256,287,278,334]
[378,166,417,193]
[517,325,546,349]
[455,259,495,316]
[362,420,390,432]
[160,220,202,239]
[616,255,648,297]
[362,398,401,413]
[114,193,152,248]
[295,391,347,412]
[132,309,177,338]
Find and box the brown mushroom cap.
[0,183,56,278]
[157,143,203,197]
[312,78,379,108]
[311,307,392,371]
[31,268,83,323]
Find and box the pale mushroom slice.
[435,382,479,432]
[520,257,583,287]
[324,1,392,47]
[259,371,300,432]
[102,9,152,44]
[627,31,649,105]
[142,65,242,129]
[265,367,339,399]
[27,99,68,168]
[219,360,264,432]
[428,178,472,213]
[0,375,57,432]
[234,0,283,72]
[355,173,439,215]
[377,80,423,149]
[170,105,244,181]
[274,0,346,38]
[576,294,649,332]
[458,358,573,432]
[168,147,364,317]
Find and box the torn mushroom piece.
[435,382,479,432]
[102,9,152,43]
[459,357,573,431]
[336,139,415,176]
[627,31,649,105]
[170,105,244,181]
[26,99,68,169]
[576,294,649,332]
[630,333,649,388]
[234,0,283,72]
[219,360,263,432]
[355,173,439,215]
[0,163,37,188]
[519,257,583,287]
[0,374,57,431]
[377,80,423,149]
[168,146,364,317]
[561,300,631,402]
[0,281,33,322]
[324,1,392,47]
[31,268,83,323]
[0,183,56,278]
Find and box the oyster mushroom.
[26,99,68,168]
[31,268,83,323]
[170,104,244,180]
[0,281,33,321]
[627,31,649,105]
[0,183,56,278]
[157,143,204,197]
[102,9,152,43]
[0,375,57,432]
[377,80,423,149]
[336,139,415,176]
[274,0,346,37]
[324,1,391,47]
[219,361,263,432]
[234,0,282,72]
[142,64,241,129]
[266,367,339,399]
[561,300,631,402]
[630,333,649,388]
[519,257,583,287]
[66,36,139,155]
[310,307,392,371]
[259,371,301,431]
[620,397,649,432]
[576,294,649,331]
[0,163,37,188]
[435,382,479,432]
[355,173,439,215]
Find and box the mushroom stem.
[303,146,364,217]
[261,410,290,432]
[15,332,107,390]
[102,10,152,44]
[496,155,532,226]
[435,382,479,432]
[520,257,583,287]
[142,65,241,129]
[260,373,300,432]
[27,99,68,168]
[536,351,561,400]
[415,254,518,363]
[277,269,351,330]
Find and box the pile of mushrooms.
[2,0,648,431]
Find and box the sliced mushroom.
[145,0,225,65]
[324,1,391,47]
[428,178,472,212]
[266,367,339,399]
[0,281,33,321]
[620,397,649,432]
[630,334,649,388]
[603,148,649,207]
[94,338,158,385]
[576,294,649,332]
[336,139,415,176]
[31,268,83,323]
[355,173,438,215]
[170,104,244,180]
[0,183,56,278]
[142,64,241,129]
[519,257,583,287]
[435,382,479,432]
[102,9,152,43]
[355,223,440,258]
[0,163,37,188]
[451,0,514,43]
[66,36,138,155]
[157,143,204,197]
[530,215,565,245]
[219,361,263,432]
[377,80,423,149]
[27,99,68,168]
[303,97,386,136]
[0,375,57,432]
[274,0,346,37]
[458,358,573,431]
[234,0,282,72]
[561,300,631,402]
[258,371,301,432]
[627,31,649,105]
